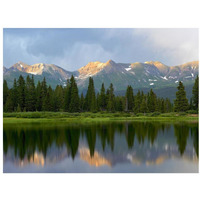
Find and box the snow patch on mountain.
[125,65,132,71]
[125,68,131,71]
[192,66,197,70]
[161,76,168,80]
[29,72,38,75]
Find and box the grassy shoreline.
[3,112,199,124]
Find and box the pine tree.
[192,75,199,111]
[174,81,189,112]
[17,75,26,111]
[134,90,141,113]
[85,77,96,112]
[64,79,71,112]
[160,98,166,113]
[36,81,42,111]
[69,75,80,112]
[118,98,124,112]
[25,75,31,110]
[165,98,172,113]
[43,86,54,111]
[155,98,160,112]
[96,92,100,112]
[140,95,147,114]
[54,85,64,111]
[25,75,36,111]
[147,89,157,113]
[99,83,106,111]
[12,79,18,111]
[5,90,14,112]
[106,88,110,107]
[107,83,115,112]
[115,96,124,111]
[52,90,58,112]
[3,80,9,111]
[80,93,85,112]
[125,85,134,111]
[16,104,21,112]
[41,77,48,111]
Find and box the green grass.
[3,111,198,124]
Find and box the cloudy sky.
[3,28,198,71]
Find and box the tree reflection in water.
[3,121,198,165]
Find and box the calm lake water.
[3,121,199,173]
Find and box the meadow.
[3,111,198,124]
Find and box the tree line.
[3,75,199,113]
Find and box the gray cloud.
[3,28,198,70]
[133,28,199,65]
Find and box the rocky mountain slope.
[76,60,198,91]
[3,60,198,99]
[4,61,73,88]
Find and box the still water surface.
[3,121,198,173]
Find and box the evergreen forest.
[3,75,199,113]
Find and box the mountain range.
[3,60,199,100]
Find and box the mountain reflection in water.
[3,121,198,173]
[79,147,111,167]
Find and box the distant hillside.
[115,84,194,101]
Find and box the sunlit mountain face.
[3,121,198,173]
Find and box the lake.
[3,121,198,173]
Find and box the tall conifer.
[17,75,26,111]
[85,77,96,112]
[134,90,141,113]
[80,93,85,112]
[125,85,134,111]
[64,79,71,112]
[41,77,48,111]
[12,79,18,110]
[3,80,9,111]
[140,95,147,113]
[192,75,199,111]
[25,75,36,111]
[69,75,80,112]
[36,81,42,111]
[147,89,157,112]
[107,83,115,112]
[99,83,106,111]
[174,81,189,112]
